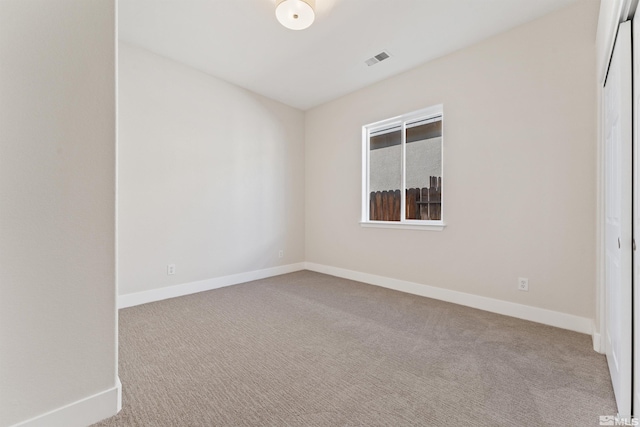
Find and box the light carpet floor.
[94,271,616,426]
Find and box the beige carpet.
[94,271,616,426]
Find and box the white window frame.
[360,104,445,231]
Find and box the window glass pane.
[369,128,401,221]
[405,118,442,220]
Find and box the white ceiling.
[119,0,582,111]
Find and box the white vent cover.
[365,51,391,66]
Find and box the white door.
[605,20,633,419]
[633,16,640,417]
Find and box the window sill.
[359,221,446,231]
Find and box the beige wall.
[0,1,117,425]
[305,1,599,319]
[118,43,305,296]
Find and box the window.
[361,105,444,230]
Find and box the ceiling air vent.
[365,51,391,67]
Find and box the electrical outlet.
[167,264,176,275]
[278,250,284,258]
[518,277,528,291]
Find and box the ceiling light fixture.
[275,0,315,31]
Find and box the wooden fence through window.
[369,176,441,221]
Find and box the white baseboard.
[593,330,603,353]
[10,378,121,427]
[118,263,306,309]
[116,376,122,413]
[118,260,594,335]
[304,262,593,335]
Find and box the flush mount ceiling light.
[275,0,315,31]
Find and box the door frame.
[634,14,640,417]
[597,0,636,355]
[604,19,633,418]
[596,0,638,418]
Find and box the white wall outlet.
[278,250,284,258]
[167,264,176,275]
[518,277,529,291]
